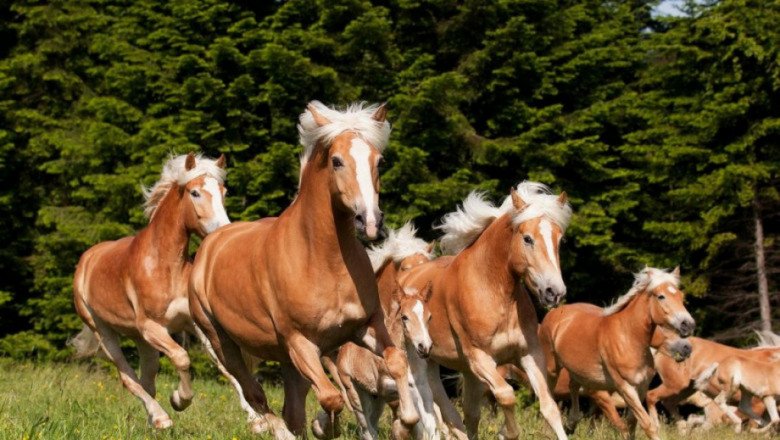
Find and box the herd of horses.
[68,101,780,439]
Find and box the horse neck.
[457,214,516,296]
[609,291,655,345]
[289,157,360,261]
[140,186,190,267]
[375,260,398,314]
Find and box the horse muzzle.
[355,209,384,241]
[540,285,566,308]
[416,343,431,359]
[668,338,693,362]
[672,314,696,338]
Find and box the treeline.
[0,0,777,359]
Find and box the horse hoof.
[152,416,173,429]
[170,390,192,411]
[311,411,340,440]
[251,415,296,440]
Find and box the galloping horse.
[189,102,419,438]
[539,267,695,440]
[316,222,437,439]
[401,182,572,440]
[71,153,229,428]
[329,283,435,440]
[647,333,780,429]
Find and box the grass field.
[0,359,751,439]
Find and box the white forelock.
[297,100,390,179]
[367,222,432,272]
[603,267,681,316]
[142,153,226,219]
[437,181,572,255]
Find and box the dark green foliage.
[0,0,777,363]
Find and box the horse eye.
[657,295,666,301]
[401,315,409,322]
[190,190,200,198]
[332,156,344,169]
[523,235,534,245]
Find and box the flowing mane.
[754,330,780,348]
[142,153,226,220]
[367,222,432,272]
[603,267,680,316]
[437,181,573,254]
[297,101,391,179]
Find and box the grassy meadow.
[0,359,751,440]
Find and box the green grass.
[0,359,750,439]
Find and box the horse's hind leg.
[97,324,171,428]
[466,349,519,439]
[426,363,467,439]
[138,319,193,411]
[136,339,160,397]
[461,371,486,438]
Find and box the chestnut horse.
[540,267,695,440]
[327,283,435,440]
[401,182,573,440]
[647,333,780,429]
[71,153,229,428]
[189,102,419,439]
[316,222,437,439]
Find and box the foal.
[72,153,229,428]
[539,267,695,440]
[317,222,436,439]
[333,283,435,440]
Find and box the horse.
[647,333,780,429]
[400,182,573,440]
[188,101,420,439]
[539,267,695,440]
[71,153,230,429]
[315,222,437,439]
[327,283,435,440]
[699,355,780,433]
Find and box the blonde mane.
[754,330,780,348]
[297,101,391,180]
[367,222,432,272]
[437,181,573,255]
[602,267,680,316]
[142,154,226,220]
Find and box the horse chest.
[489,326,524,357]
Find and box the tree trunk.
[754,198,772,332]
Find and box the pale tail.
[754,330,780,347]
[68,325,101,359]
[694,363,719,391]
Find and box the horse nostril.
[376,211,384,229]
[355,214,364,225]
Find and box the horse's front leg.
[285,332,345,419]
[518,350,567,440]
[355,311,420,430]
[613,378,660,440]
[465,348,519,439]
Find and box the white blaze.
[539,219,559,271]
[349,138,377,228]
[203,177,230,233]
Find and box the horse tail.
[68,325,101,359]
[754,330,780,347]
[693,362,719,391]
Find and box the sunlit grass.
[0,359,749,439]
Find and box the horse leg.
[191,325,259,423]
[286,333,345,419]
[138,319,193,411]
[614,380,659,440]
[465,349,518,439]
[713,388,743,432]
[281,363,313,437]
[460,371,486,438]
[97,324,171,428]
[738,390,765,429]
[566,376,582,433]
[136,339,160,397]
[590,389,629,439]
[355,313,419,430]
[426,363,468,440]
[407,352,440,439]
[762,396,779,428]
[519,353,567,440]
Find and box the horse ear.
[511,187,527,211]
[557,191,568,206]
[672,266,681,278]
[372,103,388,122]
[426,241,435,254]
[422,281,433,302]
[185,152,196,171]
[307,103,331,127]
[215,154,226,169]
